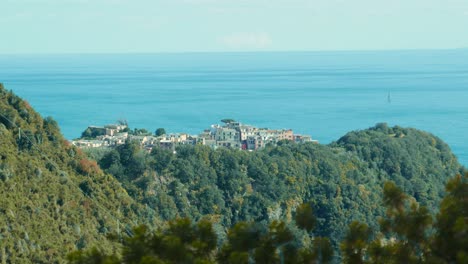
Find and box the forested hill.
[334,123,460,209]
[90,122,462,253]
[0,85,463,263]
[0,84,156,262]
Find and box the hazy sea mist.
[1,50,467,165]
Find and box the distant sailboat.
[387,92,391,103]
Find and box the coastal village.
[72,120,318,152]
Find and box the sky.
[1,0,468,54]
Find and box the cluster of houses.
[72,121,317,152]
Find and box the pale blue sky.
[1,0,468,54]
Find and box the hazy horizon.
[1,47,468,56]
[2,0,468,54]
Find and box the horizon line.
[1,47,467,56]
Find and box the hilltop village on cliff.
[72,119,317,152]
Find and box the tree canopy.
[0,85,465,263]
[155,128,166,137]
[89,123,461,260]
[69,174,468,263]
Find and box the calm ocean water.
[1,50,467,165]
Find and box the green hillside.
[0,84,463,262]
[90,123,462,253]
[334,123,460,209]
[0,84,156,263]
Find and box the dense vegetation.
[88,122,461,255]
[0,84,156,262]
[0,84,464,262]
[69,174,468,263]
[341,175,468,263]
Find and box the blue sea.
[1,50,468,165]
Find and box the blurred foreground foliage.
[69,174,467,263]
